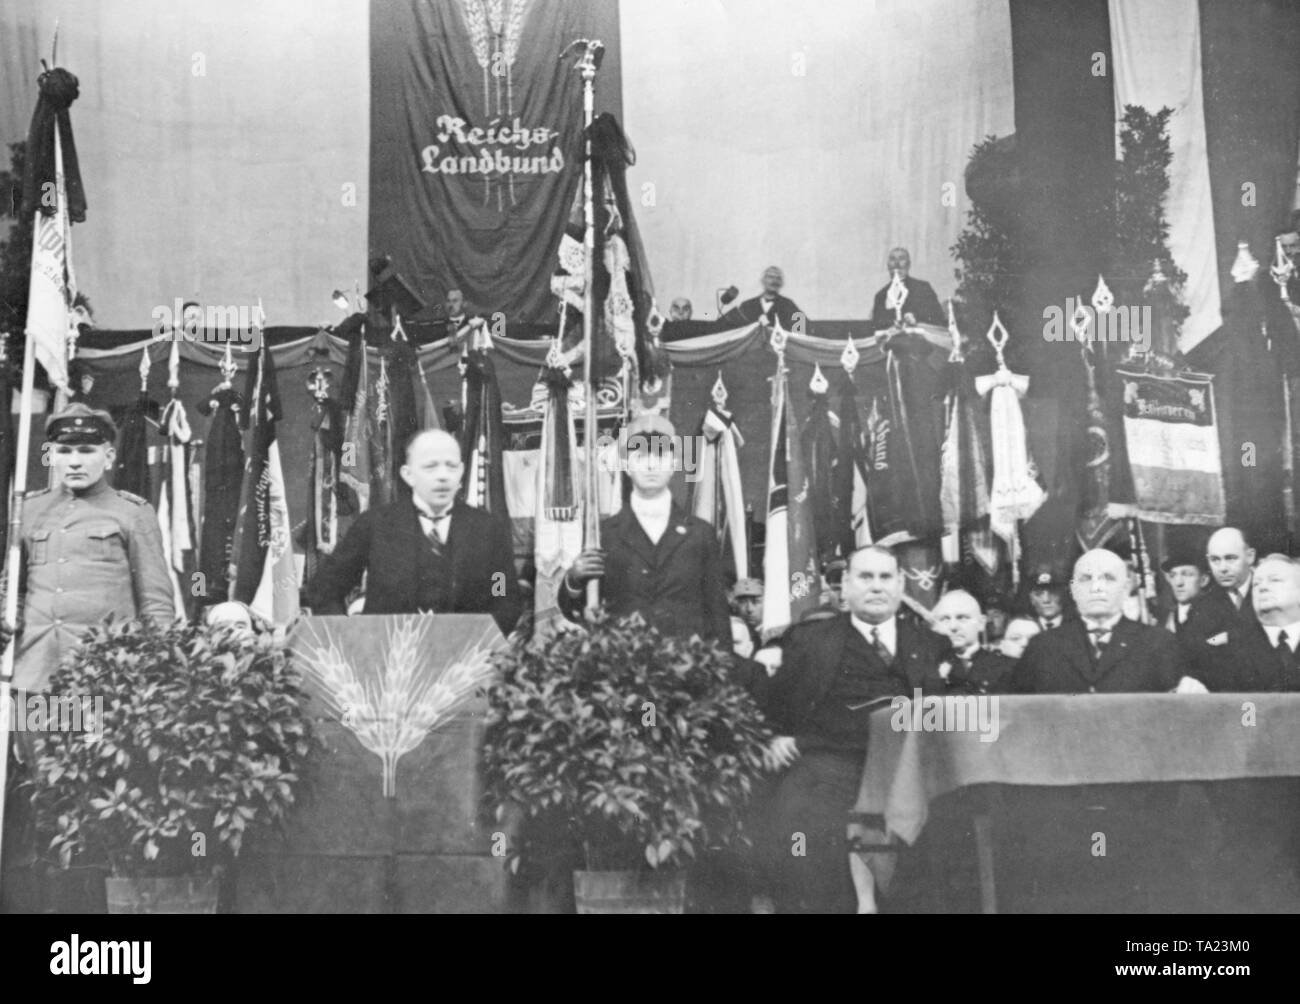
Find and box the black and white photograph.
[0,0,1296,968]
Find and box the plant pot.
[572,869,686,915]
[105,876,218,915]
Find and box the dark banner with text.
[370,0,621,326]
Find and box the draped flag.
[197,373,244,609]
[832,375,872,554]
[340,329,372,513]
[385,325,422,498]
[415,360,442,431]
[1077,340,1138,550]
[0,337,13,562]
[938,358,994,570]
[304,365,345,585]
[864,333,944,545]
[975,367,1044,585]
[761,359,820,639]
[533,365,583,628]
[1113,367,1226,525]
[157,378,195,620]
[371,352,395,509]
[114,351,155,500]
[231,316,300,625]
[23,68,86,401]
[461,349,507,515]
[801,375,840,567]
[690,394,748,580]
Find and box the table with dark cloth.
[852,694,1300,912]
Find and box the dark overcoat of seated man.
[758,544,950,913]
[305,429,521,635]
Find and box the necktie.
[1088,627,1110,663]
[870,627,892,666]
[1230,589,1243,611]
[422,511,449,552]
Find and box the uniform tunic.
[14,478,175,691]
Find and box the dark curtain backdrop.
[1008,0,1115,576]
[369,0,622,326]
[1190,0,1300,554]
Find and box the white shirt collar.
[413,497,452,520]
[1264,621,1300,651]
[1082,613,1123,634]
[851,614,897,655]
[630,492,672,520]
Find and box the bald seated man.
[1011,549,1207,694]
[305,429,520,635]
[1184,527,1258,645]
[930,589,1017,695]
[1196,554,1300,692]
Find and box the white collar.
[630,492,672,518]
[413,497,452,520]
[851,614,897,653]
[1263,620,1300,650]
[1082,614,1123,634]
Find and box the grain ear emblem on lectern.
[292,615,498,797]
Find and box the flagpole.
[571,39,603,614]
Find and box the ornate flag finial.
[1272,236,1295,302]
[167,336,181,390]
[809,362,828,394]
[886,270,909,322]
[1091,275,1114,313]
[986,312,1010,369]
[1070,302,1093,343]
[840,336,860,375]
[138,346,152,392]
[1231,241,1260,284]
[769,316,788,362]
[220,341,236,387]
[711,370,728,409]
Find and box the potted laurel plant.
[482,613,772,914]
[27,618,314,914]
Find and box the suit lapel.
[614,507,659,570]
[1062,621,1100,683]
[809,616,852,703]
[652,505,691,569]
[895,616,930,690]
[1091,620,1130,683]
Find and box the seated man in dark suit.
[930,589,1016,695]
[759,544,949,913]
[305,428,521,635]
[1199,553,1300,692]
[1011,549,1206,695]
[560,413,732,644]
[1006,548,1209,911]
[869,246,945,329]
[719,265,807,332]
[1186,526,1257,642]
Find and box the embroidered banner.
[1115,367,1226,525]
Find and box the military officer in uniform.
[10,403,175,693]
[2,404,174,912]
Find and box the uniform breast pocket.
[85,523,127,563]
[28,529,51,565]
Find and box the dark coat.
[1010,618,1184,695]
[1196,620,1300,692]
[761,611,950,737]
[720,293,806,332]
[305,497,521,635]
[944,648,1018,696]
[870,276,945,328]
[559,503,732,643]
[1185,580,1258,641]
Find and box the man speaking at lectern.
[306,429,521,635]
[869,246,945,329]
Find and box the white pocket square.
[1206,632,1229,646]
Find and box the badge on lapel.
[675,525,686,535]
[1206,632,1229,646]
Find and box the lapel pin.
[676,525,686,534]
